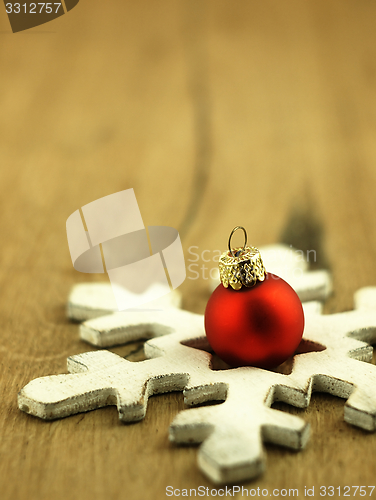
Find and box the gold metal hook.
[228,226,248,258]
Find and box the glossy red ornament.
[204,273,305,368]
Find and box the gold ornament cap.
[219,226,266,290]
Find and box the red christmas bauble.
[204,273,305,368]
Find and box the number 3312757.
[5,3,62,14]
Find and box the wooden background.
[1,1,376,498]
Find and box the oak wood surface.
[0,1,376,499]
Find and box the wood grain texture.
[1,0,376,499]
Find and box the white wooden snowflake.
[18,245,376,484]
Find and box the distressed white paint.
[19,286,376,485]
[67,282,182,321]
